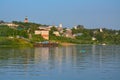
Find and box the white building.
[100,28,103,32]
[0,22,18,28]
[53,31,60,36]
[74,26,77,29]
[92,37,96,41]
[59,24,62,28]
[63,28,74,38]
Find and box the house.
[73,33,83,37]
[100,28,103,32]
[38,26,51,31]
[53,31,60,36]
[35,26,50,40]
[57,24,63,33]
[63,28,74,38]
[92,37,96,41]
[0,22,18,28]
[6,23,18,27]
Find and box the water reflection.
[0,45,120,80]
[34,47,49,63]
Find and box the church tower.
[24,16,28,23]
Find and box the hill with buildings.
[0,18,120,47]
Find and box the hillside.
[0,21,120,47]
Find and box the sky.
[0,0,120,29]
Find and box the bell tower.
[24,16,28,23]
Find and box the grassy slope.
[0,37,33,48]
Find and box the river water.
[0,45,120,80]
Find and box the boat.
[102,43,106,45]
[34,41,58,47]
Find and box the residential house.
[92,37,96,41]
[0,22,18,28]
[53,31,60,36]
[100,28,103,32]
[63,28,74,38]
[35,26,50,40]
[57,24,63,33]
[73,33,83,37]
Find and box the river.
[0,45,120,80]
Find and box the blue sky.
[0,0,120,29]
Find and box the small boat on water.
[102,43,106,45]
[34,41,58,47]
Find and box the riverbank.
[0,37,33,48]
[60,42,77,46]
[0,37,76,48]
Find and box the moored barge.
[34,41,58,47]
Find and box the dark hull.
[34,43,58,47]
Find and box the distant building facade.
[92,37,96,41]
[57,24,63,33]
[35,26,50,40]
[53,31,60,36]
[73,33,83,37]
[63,28,74,38]
[0,22,18,28]
[24,16,28,23]
[59,24,63,28]
[100,28,103,32]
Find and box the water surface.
[0,45,120,80]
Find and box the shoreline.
[60,42,77,46]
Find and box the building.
[100,28,103,32]
[24,16,28,23]
[38,26,51,31]
[35,30,49,40]
[59,24,62,28]
[63,28,74,38]
[74,26,77,29]
[6,23,18,27]
[92,37,96,41]
[53,31,60,36]
[73,33,83,37]
[35,26,50,40]
[57,24,63,33]
[0,22,18,28]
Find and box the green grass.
[0,37,33,48]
